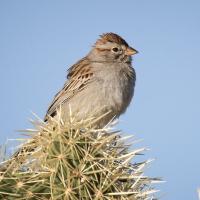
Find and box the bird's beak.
[125,47,138,56]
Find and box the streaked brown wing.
[44,57,94,121]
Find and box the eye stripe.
[96,48,110,52]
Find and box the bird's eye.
[112,47,119,52]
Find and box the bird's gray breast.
[95,62,135,116]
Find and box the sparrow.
[45,33,138,127]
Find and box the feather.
[44,57,94,121]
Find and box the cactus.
[0,113,159,199]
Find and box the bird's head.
[89,33,138,63]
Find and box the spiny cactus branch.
[0,113,159,199]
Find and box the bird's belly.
[60,86,112,127]
[61,78,133,127]
[103,79,133,115]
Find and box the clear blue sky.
[0,1,200,199]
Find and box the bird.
[44,33,138,128]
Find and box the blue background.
[0,1,200,199]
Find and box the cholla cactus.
[0,112,159,199]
